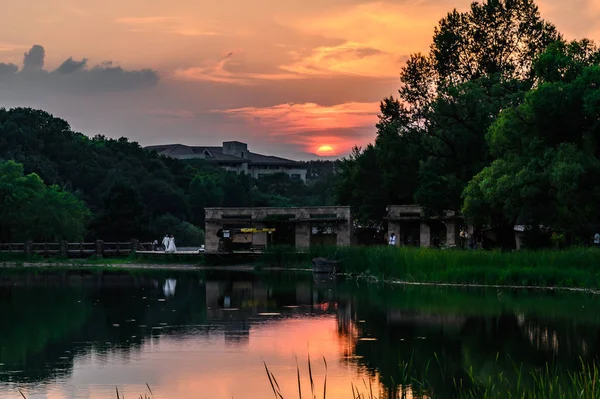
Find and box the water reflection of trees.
[3,270,600,398]
[0,270,332,384]
[334,283,600,398]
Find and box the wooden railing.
[0,240,153,258]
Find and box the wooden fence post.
[60,240,68,257]
[25,240,33,256]
[95,240,104,258]
[131,239,139,254]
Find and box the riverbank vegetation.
[109,358,600,399]
[261,246,600,288]
[264,357,600,399]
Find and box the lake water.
[0,268,599,399]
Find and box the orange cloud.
[0,42,28,52]
[115,16,218,36]
[280,41,404,78]
[275,0,465,77]
[172,52,303,85]
[219,101,378,131]
[216,101,379,154]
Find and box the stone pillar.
[467,224,474,235]
[336,221,351,246]
[388,221,401,246]
[445,221,458,247]
[419,223,431,248]
[205,223,221,252]
[252,223,267,246]
[295,223,310,251]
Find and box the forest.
[0,108,338,244]
[335,0,600,248]
[2,0,599,249]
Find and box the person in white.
[166,234,177,253]
[388,233,397,246]
[162,234,170,251]
[594,232,600,248]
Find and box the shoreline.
[0,261,312,273]
[338,272,600,295]
[2,261,599,294]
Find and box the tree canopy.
[0,160,90,242]
[0,108,337,243]
[334,0,600,247]
[462,40,600,244]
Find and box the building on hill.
[145,141,307,182]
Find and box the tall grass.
[260,246,600,288]
[454,359,600,399]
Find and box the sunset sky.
[1,0,598,159]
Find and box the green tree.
[0,160,90,242]
[150,214,204,246]
[88,183,150,240]
[337,0,560,223]
[336,145,390,226]
[462,40,600,245]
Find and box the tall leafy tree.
[0,160,90,242]
[337,0,560,223]
[462,40,600,245]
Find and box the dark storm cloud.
[56,57,88,74]
[0,63,18,75]
[0,45,159,93]
[22,44,45,71]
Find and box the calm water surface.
[0,269,599,399]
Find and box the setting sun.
[316,145,336,156]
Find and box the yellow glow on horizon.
[316,145,336,156]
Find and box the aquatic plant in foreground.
[16,355,600,399]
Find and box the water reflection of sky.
[1,271,598,399]
[10,317,384,399]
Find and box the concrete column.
[419,223,431,248]
[205,223,220,252]
[467,224,474,235]
[253,223,267,246]
[295,223,310,251]
[388,221,401,246]
[445,221,458,247]
[336,221,351,246]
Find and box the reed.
[18,356,600,398]
[454,359,600,399]
[260,246,600,288]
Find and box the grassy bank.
[260,246,600,288]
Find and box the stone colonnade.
[204,206,352,252]
[386,205,460,247]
